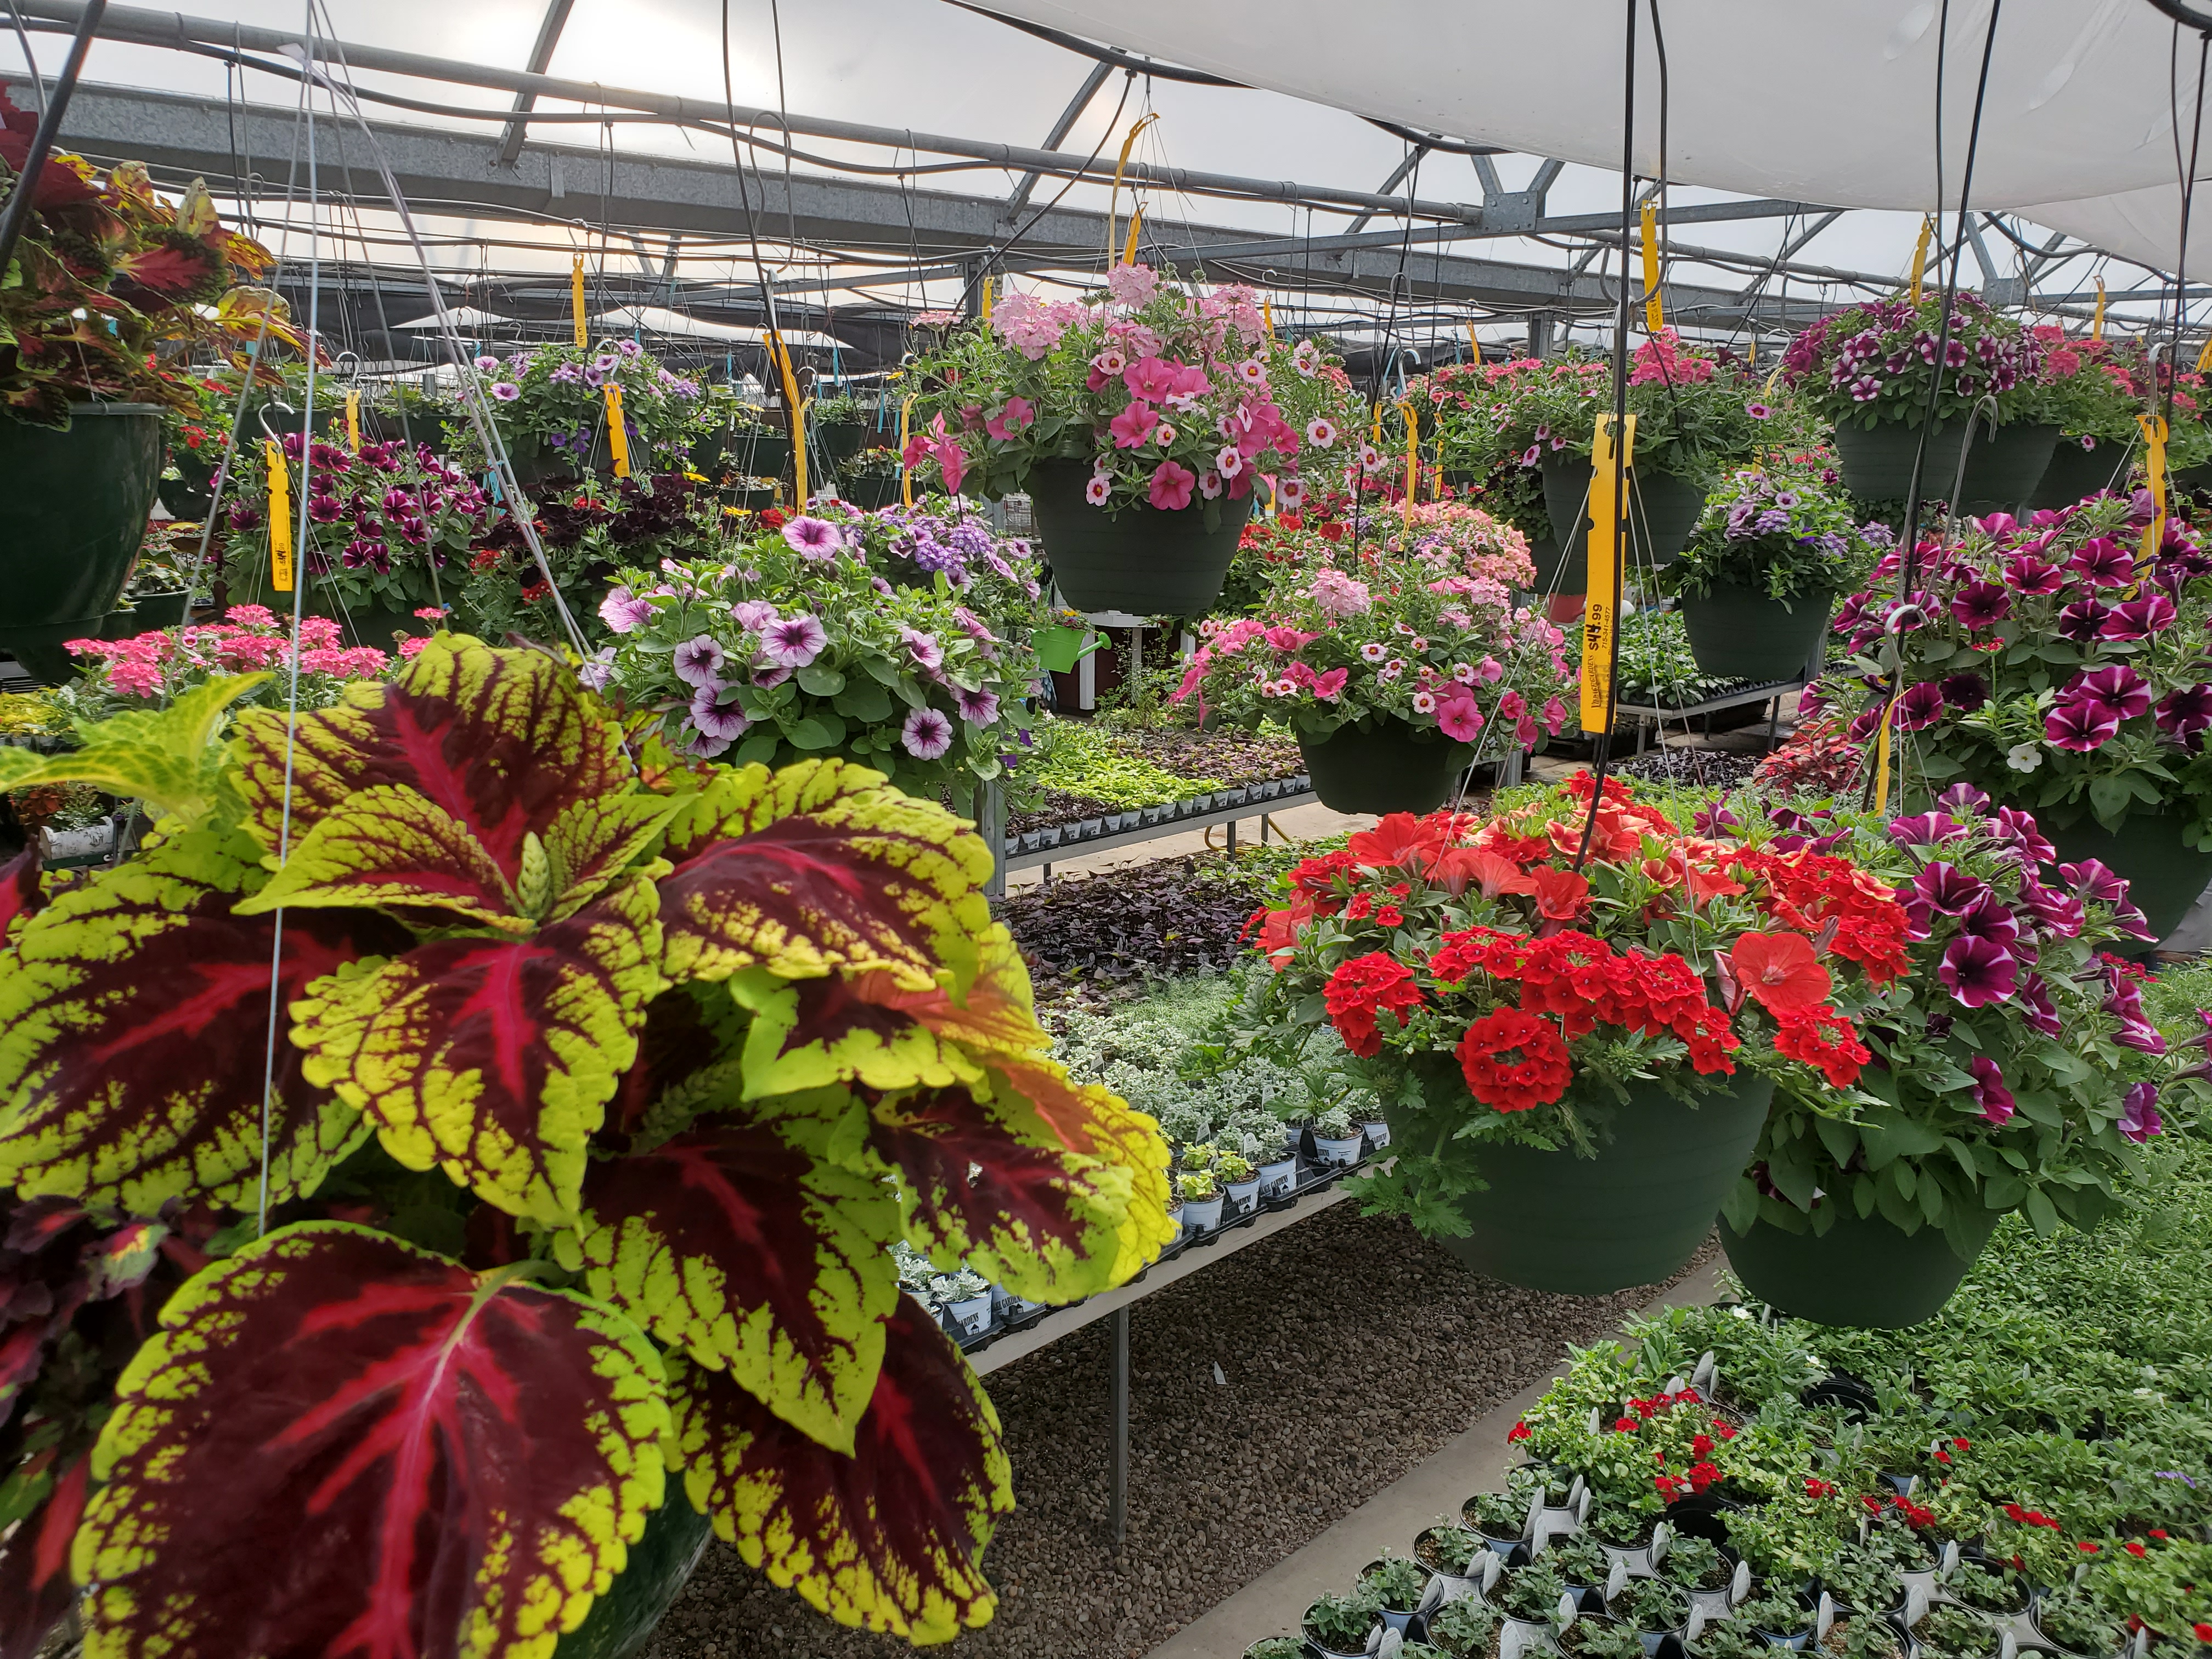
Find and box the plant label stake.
[603,385,631,479]
[1815,1594,1836,1643]
[264,438,294,592]
[1467,321,1483,364]
[1605,1558,1629,1601]
[1579,411,1635,733]
[1731,1560,1753,1604]
[1908,216,1933,303]
[1398,399,1419,529]
[899,393,916,508]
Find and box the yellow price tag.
[2138,412,2170,568]
[899,394,916,508]
[1908,216,1933,303]
[2092,276,2107,340]
[1466,321,1482,365]
[571,253,588,349]
[980,275,994,321]
[1262,297,1274,341]
[1398,399,1419,524]
[264,438,294,592]
[1871,684,1904,812]
[345,389,360,453]
[1121,207,1143,267]
[1578,413,1637,733]
[1106,111,1160,263]
[605,385,631,479]
[2196,335,2212,374]
[1639,199,1664,334]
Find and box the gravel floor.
[645,1201,1714,1659]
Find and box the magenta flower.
[1950,580,2011,630]
[1940,935,2019,1007]
[1936,783,1990,816]
[2065,664,2151,720]
[2016,879,2085,938]
[1968,1056,2016,1125]
[2004,555,2067,595]
[732,599,780,633]
[781,516,844,559]
[2120,1082,2163,1143]
[1312,667,1350,701]
[901,706,955,759]
[1914,862,1990,915]
[1109,402,1160,450]
[690,688,752,741]
[952,685,1000,726]
[672,634,726,690]
[2055,599,2112,642]
[2069,537,2135,588]
[1889,812,1966,850]
[1956,896,2023,952]
[1939,672,1990,713]
[1435,692,1486,742]
[2156,683,2212,747]
[1991,806,2057,865]
[2046,700,2120,752]
[2019,972,2063,1035]
[2101,594,2176,640]
[1895,681,1947,731]
[761,613,828,668]
[900,627,944,671]
[1148,460,1197,511]
[1121,356,1178,403]
[2059,858,2130,907]
[984,396,1034,441]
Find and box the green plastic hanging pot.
[840,472,905,509]
[505,430,612,488]
[0,402,165,684]
[2041,808,2212,945]
[1026,457,1254,614]
[1298,719,1474,814]
[1389,1074,1774,1296]
[1719,1203,2003,1329]
[1677,584,1832,684]
[2028,435,2127,511]
[1830,419,2058,517]
[100,591,191,637]
[1528,530,1585,596]
[817,419,868,460]
[551,1499,714,1659]
[1541,455,1707,572]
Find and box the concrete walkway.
[1142,1257,1728,1659]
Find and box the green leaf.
[785,714,847,751]
[795,664,847,697]
[0,674,268,824]
[1860,1116,1945,1166]
[1812,1115,1861,1170]
[2023,1186,2060,1235]
[832,680,894,723]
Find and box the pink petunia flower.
[761,614,828,668]
[902,706,955,759]
[1148,460,1197,511]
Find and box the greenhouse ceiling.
[3,0,2205,377]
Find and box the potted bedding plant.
[458,340,703,487]
[1213,1147,1262,1213]
[1426,1596,1506,1659]
[1306,1586,1387,1659]
[931,1266,998,1340]
[1818,1543,1909,1617]
[1236,774,1908,1294]
[1172,525,1570,814]
[1659,1534,1742,1622]
[1781,295,2051,514]
[1820,1618,1908,1659]
[1663,466,1883,684]
[1832,493,2212,941]
[1554,1613,1650,1659]
[1365,1553,1440,1632]
[1465,1487,1535,1553]
[1906,1604,2005,1659]
[1718,786,2175,1328]
[2015,331,2176,511]
[1546,1534,1616,1597]
[906,266,1344,612]
[0,637,1175,1654]
[2028,1585,2128,1659]
[1734,1585,1818,1648]
[0,111,296,681]
[1176,1162,1226,1232]
[1312,1102,1366,1167]
[1608,1576,1693,1650]
[1496,1561,1580,1643]
[1418,1522,1498,1578]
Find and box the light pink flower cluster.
[1400,503,1536,589]
[1307,569,1372,619]
[65,605,396,701]
[990,289,1086,361]
[1628,327,1716,388]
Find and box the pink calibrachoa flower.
[1148,460,1197,511]
[1198,469,1224,500]
[1110,402,1161,449]
[1215,445,1244,478]
[1085,471,1112,506]
[761,614,828,669]
[1306,417,1338,449]
[901,706,955,759]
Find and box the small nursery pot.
[943,1293,995,1339]
[1224,1177,1263,1214]
[1313,1133,1365,1167]
[1357,1118,1392,1151]
[1256,1155,1299,1199]
[1181,1194,1227,1233]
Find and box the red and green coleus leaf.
[0,674,267,826]
[556,1120,900,1453]
[656,759,994,996]
[0,827,409,1215]
[0,1449,88,1659]
[291,876,667,1225]
[230,633,633,886]
[0,844,44,940]
[667,1295,1012,1644]
[867,1082,1154,1306]
[75,1222,672,1659]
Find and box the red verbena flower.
[1456,1007,1573,1112]
[1323,952,1425,1057]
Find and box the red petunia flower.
[2125,1542,2147,1558]
[1728,930,1833,1013]
[1456,1008,1574,1112]
[1528,866,1592,921]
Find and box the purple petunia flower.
[2069,537,2135,588]
[1695,798,1741,837]
[684,727,733,760]
[2120,1081,2164,1143]
[900,627,944,671]
[2059,858,2130,907]
[761,613,828,669]
[1957,896,2024,952]
[1940,935,2019,1007]
[599,586,653,635]
[1889,812,1966,848]
[1939,672,1990,714]
[690,687,752,741]
[490,382,521,403]
[2155,683,2212,748]
[2064,664,2152,721]
[2055,599,2112,643]
[953,685,1001,726]
[1991,806,2057,865]
[1968,1056,2016,1125]
[1936,783,1990,817]
[2016,879,2085,938]
[1895,680,1948,731]
[2101,594,2177,640]
[1915,862,1992,915]
[2004,555,2067,596]
[781,515,844,560]
[2046,700,2121,752]
[901,706,955,760]
[2018,972,2063,1035]
[731,599,780,633]
[673,634,726,690]
[1950,580,2012,630]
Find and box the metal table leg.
[1110,1306,1130,1543]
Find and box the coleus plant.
[0,635,1173,1655]
[1719,785,2182,1250]
[1230,774,1911,1239]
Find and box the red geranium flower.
[1456,1008,1573,1112]
[1508,1421,1531,1443]
[1727,931,1833,1013]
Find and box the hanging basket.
[100,591,191,636]
[1719,1203,2002,1329]
[1390,1075,1774,1296]
[1829,418,2058,517]
[0,403,164,684]
[1299,719,1475,814]
[551,1499,714,1659]
[817,419,869,459]
[1540,456,1707,576]
[1528,530,1585,596]
[2040,808,2212,945]
[1026,457,1254,614]
[839,472,905,509]
[2027,436,2126,512]
[1677,583,1832,684]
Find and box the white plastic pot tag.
[1815,1593,1836,1643]
[1606,1558,1630,1601]
[1731,1561,1754,1604]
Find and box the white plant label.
[1605,1559,1629,1601]
[1816,1593,1836,1642]
[1731,1562,1753,1603]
